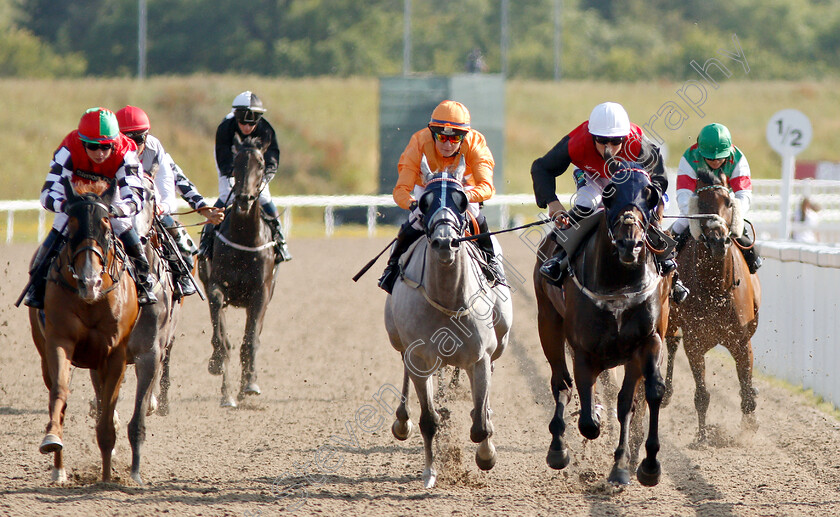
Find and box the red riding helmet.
[116,105,151,133]
[78,107,120,144]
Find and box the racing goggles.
[593,135,626,146]
[432,132,465,144]
[234,109,263,125]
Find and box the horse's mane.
[72,179,111,197]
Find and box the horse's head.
[690,170,743,259]
[602,162,660,265]
[61,176,115,303]
[232,135,267,213]
[417,155,468,265]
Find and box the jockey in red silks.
[530,101,689,303]
[22,107,158,308]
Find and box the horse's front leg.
[391,361,413,441]
[96,345,127,483]
[239,292,269,399]
[537,305,573,469]
[128,347,160,485]
[608,362,641,485]
[573,353,601,440]
[732,337,758,432]
[662,334,679,407]
[467,355,496,471]
[40,340,73,484]
[206,286,229,377]
[410,368,440,488]
[636,336,665,487]
[684,336,710,441]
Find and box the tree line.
[2,0,839,80]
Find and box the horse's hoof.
[220,396,237,408]
[546,446,571,470]
[422,467,437,489]
[392,419,413,441]
[51,467,67,484]
[147,394,158,416]
[208,356,223,376]
[243,383,261,396]
[636,458,661,487]
[608,465,631,486]
[131,471,145,487]
[475,440,496,471]
[40,434,63,454]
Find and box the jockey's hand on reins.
[552,210,572,229]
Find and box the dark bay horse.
[385,156,513,488]
[663,170,761,440]
[29,178,140,484]
[198,137,278,407]
[534,164,671,486]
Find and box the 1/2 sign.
[766,109,812,156]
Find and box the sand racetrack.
[1,235,840,516]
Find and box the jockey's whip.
[452,218,554,244]
[352,216,417,282]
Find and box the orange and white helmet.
[428,100,470,136]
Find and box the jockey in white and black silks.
[116,105,224,299]
[22,107,158,308]
[671,122,762,274]
[530,101,689,303]
[198,90,291,263]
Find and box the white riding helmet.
[232,91,266,113]
[588,102,631,137]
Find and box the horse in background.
[533,164,671,486]
[198,136,278,407]
[385,155,513,488]
[29,178,140,484]
[663,169,761,441]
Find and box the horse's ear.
[233,133,243,148]
[454,154,466,182]
[420,154,433,183]
[602,183,617,209]
[719,172,729,188]
[103,179,117,204]
[644,184,661,211]
[61,176,78,205]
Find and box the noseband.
[422,176,468,238]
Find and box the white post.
[325,206,335,237]
[38,211,46,241]
[138,0,147,79]
[283,207,292,238]
[779,153,795,240]
[367,205,377,237]
[403,0,411,76]
[5,211,12,244]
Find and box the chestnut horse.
[534,164,671,486]
[29,178,140,484]
[663,170,761,440]
[198,136,278,407]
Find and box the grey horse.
[385,156,513,488]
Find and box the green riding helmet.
[697,123,733,160]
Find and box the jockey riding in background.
[22,107,157,308]
[530,101,689,303]
[116,105,225,299]
[378,99,503,294]
[198,91,291,263]
[671,122,763,273]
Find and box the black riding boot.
[22,228,66,309]
[657,227,690,304]
[265,216,292,263]
[161,215,196,299]
[735,234,763,274]
[120,231,158,306]
[378,222,425,294]
[539,209,589,286]
[475,215,506,284]
[198,199,225,260]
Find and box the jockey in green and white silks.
[671,123,762,274]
